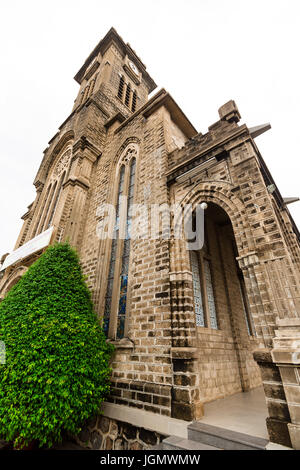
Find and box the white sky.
[0,0,299,255]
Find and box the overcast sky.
[0,0,299,255]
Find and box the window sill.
[196,326,222,334]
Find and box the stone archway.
[190,201,261,400]
[169,181,268,420]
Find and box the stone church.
[1,28,300,450]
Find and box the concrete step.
[188,422,269,450]
[162,436,220,451]
[151,442,165,450]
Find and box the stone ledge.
[109,338,134,349]
[253,348,272,363]
[272,350,300,364]
[101,402,190,439]
[171,347,198,360]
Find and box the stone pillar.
[271,318,300,449]
[169,238,204,421]
[253,349,292,447]
[171,347,203,421]
[238,252,274,347]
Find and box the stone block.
[266,399,290,421]
[288,404,300,425]
[288,423,300,450]
[266,417,292,448]
[171,401,194,421]
[263,382,286,401]
[279,366,299,385]
[284,384,300,405]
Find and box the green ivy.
[0,242,114,448]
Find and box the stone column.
[271,318,300,449]
[253,349,292,447]
[171,346,203,421]
[237,252,274,347]
[169,238,203,421]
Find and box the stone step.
[162,436,220,451]
[151,442,165,450]
[188,422,269,450]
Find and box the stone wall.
[74,415,164,450]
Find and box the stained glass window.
[190,236,218,330]
[117,158,136,339]
[203,259,218,330]
[190,251,205,327]
[104,165,125,336]
[103,147,137,339]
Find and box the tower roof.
[74,27,157,93]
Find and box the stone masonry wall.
[75,415,164,450]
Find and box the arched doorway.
[190,202,261,403]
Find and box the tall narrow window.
[32,147,72,238]
[132,91,137,112]
[190,250,205,327]
[117,158,136,339]
[125,83,131,107]
[39,182,57,234]
[32,183,52,237]
[203,258,218,329]
[190,238,218,329]
[47,171,66,229]
[103,145,138,339]
[103,165,125,336]
[118,75,125,100]
[89,73,98,97]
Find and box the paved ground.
[199,386,268,439]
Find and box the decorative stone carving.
[119,145,137,165]
[53,149,72,177]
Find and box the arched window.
[47,171,66,229]
[39,182,57,234]
[190,237,218,329]
[34,147,72,237]
[103,145,138,339]
[104,165,125,336]
[32,183,52,237]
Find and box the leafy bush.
[0,242,114,448]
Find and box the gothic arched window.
[33,146,72,237]
[103,144,138,339]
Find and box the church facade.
[1,28,300,450]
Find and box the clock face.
[129,61,138,75]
